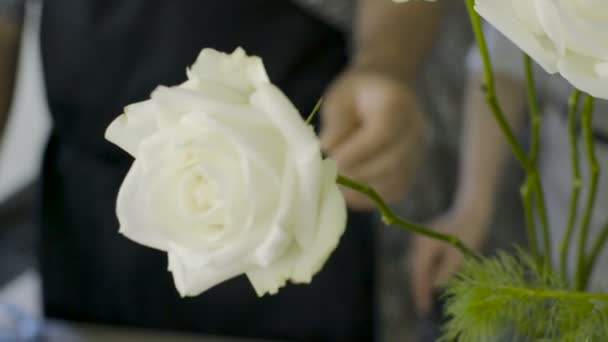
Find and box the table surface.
[43,320,274,342]
[0,270,281,342]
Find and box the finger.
[343,133,418,185]
[328,123,392,174]
[435,249,464,286]
[319,85,359,152]
[412,241,442,315]
[343,149,415,205]
[329,87,409,169]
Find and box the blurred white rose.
[105,48,347,297]
[475,0,608,99]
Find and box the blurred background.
[0,0,46,333]
[0,2,527,341]
[0,0,47,293]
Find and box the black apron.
[38,1,375,341]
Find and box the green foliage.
[440,249,608,342]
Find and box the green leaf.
[440,249,608,341]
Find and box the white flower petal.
[168,245,249,297]
[512,0,545,36]
[152,86,270,127]
[246,246,299,297]
[106,47,341,298]
[250,84,322,249]
[535,0,566,55]
[249,84,319,154]
[476,0,559,73]
[188,47,270,96]
[116,162,169,251]
[292,159,347,283]
[558,52,608,100]
[556,0,608,61]
[105,100,162,157]
[596,62,608,78]
[291,158,322,249]
[251,226,291,268]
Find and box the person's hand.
[410,205,490,315]
[320,68,426,210]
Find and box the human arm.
[0,0,24,137]
[411,26,528,314]
[320,0,444,209]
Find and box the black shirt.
[38,1,374,341]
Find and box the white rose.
[475,0,608,100]
[105,48,347,297]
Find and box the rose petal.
[246,246,299,297]
[152,86,270,128]
[512,0,545,36]
[556,0,608,61]
[105,100,163,157]
[168,243,250,297]
[476,0,559,74]
[246,160,346,296]
[535,0,566,55]
[292,159,347,283]
[116,162,169,251]
[178,111,283,239]
[251,225,291,268]
[250,84,322,249]
[187,47,270,96]
[558,52,608,100]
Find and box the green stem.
[576,95,599,291]
[530,174,551,269]
[305,98,323,125]
[585,220,608,283]
[465,0,551,264]
[520,177,539,257]
[464,0,529,170]
[336,174,480,259]
[524,54,541,165]
[522,54,550,265]
[491,285,608,302]
[560,89,582,284]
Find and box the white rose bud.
[475,0,608,99]
[105,48,347,297]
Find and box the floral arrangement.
[105,0,608,340]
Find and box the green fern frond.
[440,249,608,342]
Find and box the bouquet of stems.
[105,0,608,340]
[403,0,608,340]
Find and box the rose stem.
[519,54,541,259]
[464,0,551,267]
[305,98,323,125]
[560,89,582,285]
[585,220,608,287]
[575,95,599,291]
[336,174,480,259]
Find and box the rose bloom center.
[177,163,225,232]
